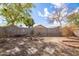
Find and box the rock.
[44,46,55,55]
[7,39,10,41]
[42,52,50,56]
[23,38,27,41]
[27,47,38,55]
[0,48,4,52]
[18,41,25,45]
[11,47,21,53]
[14,47,20,52]
[0,39,7,43]
[73,29,79,37]
[5,47,21,55]
[6,50,11,53]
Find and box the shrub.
[61,26,75,37]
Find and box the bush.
[61,26,74,37]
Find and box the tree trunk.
[28,26,34,40]
[58,19,62,27]
[28,26,30,37]
[59,22,62,26]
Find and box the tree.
[23,17,35,37]
[0,4,16,25]
[0,3,34,25]
[0,3,35,38]
[67,12,79,26]
[48,4,68,27]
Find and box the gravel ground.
[0,37,79,56]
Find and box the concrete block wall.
[0,25,62,37]
[0,25,28,37]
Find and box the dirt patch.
[0,37,79,56]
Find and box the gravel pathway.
[0,37,79,56]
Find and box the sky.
[31,3,79,28]
[0,3,79,28]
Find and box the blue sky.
[31,3,79,28]
[0,3,79,28]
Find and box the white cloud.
[46,21,60,28]
[68,7,79,16]
[61,8,68,17]
[53,3,62,8]
[38,3,68,19]
[48,3,68,20]
[38,3,68,24]
[51,3,64,8]
[38,11,44,17]
[38,8,50,18]
[33,24,39,27]
[44,8,50,17]
[74,7,79,13]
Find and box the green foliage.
[67,13,79,26]
[0,3,35,26]
[24,18,35,26]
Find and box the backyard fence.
[0,25,62,37]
